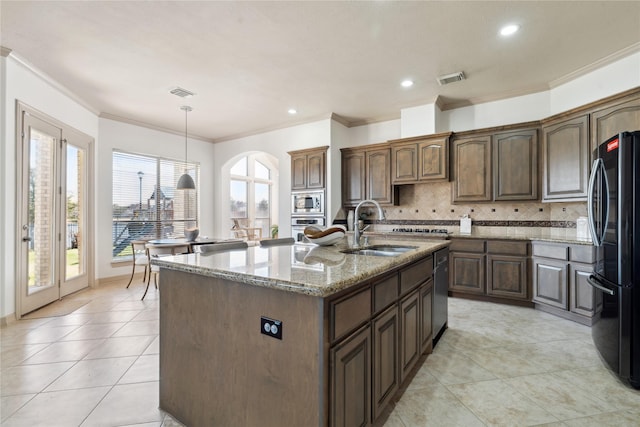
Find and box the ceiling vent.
[169,87,196,98]
[436,71,466,86]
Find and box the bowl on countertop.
[304,225,346,246]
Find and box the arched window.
[229,154,275,239]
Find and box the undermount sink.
[341,245,418,257]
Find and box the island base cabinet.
[331,324,371,427]
[372,305,398,422]
[419,281,433,355]
[399,289,420,383]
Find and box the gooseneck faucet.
[353,199,386,247]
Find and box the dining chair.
[259,237,295,247]
[197,241,249,253]
[125,240,150,288]
[142,243,190,300]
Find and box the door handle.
[587,275,615,296]
[22,236,32,242]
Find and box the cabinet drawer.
[449,239,485,253]
[373,274,399,314]
[532,243,568,260]
[400,256,433,295]
[569,245,596,264]
[487,240,529,256]
[331,287,372,342]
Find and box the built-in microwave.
[291,191,324,216]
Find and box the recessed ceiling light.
[500,24,520,37]
[288,108,297,115]
[401,79,414,88]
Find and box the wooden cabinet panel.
[493,129,538,201]
[487,254,528,301]
[449,252,485,295]
[291,155,307,190]
[330,325,371,427]
[486,240,529,256]
[366,148,393,204]
[373,274,399,314]
[542,115,589,201]
[331,287,371,343]
[399,289,420,383]
[419,281,433,355]
[418,137,448,181]
[452,136,492,202]
[449,238,485,253]
[306,151,325,189]
[342,151,366,206]
[532,243,568,260]
[400,256,433,296]
[569,245,596,264]
[392,144,418,183]
[372,305,399,422]
[532,258,568,310]
[591,95,640,153]
[289,147,326,190]
[570,263,601,317]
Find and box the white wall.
[401,104,437,138]
[1,54,99,319]
[97,119,216,279]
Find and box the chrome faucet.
[353,199,386,247]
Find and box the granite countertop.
[152,238,449,298]
[359,230,594,246]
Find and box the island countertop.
[152,238,449,298]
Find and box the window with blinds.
[112,150,199,261]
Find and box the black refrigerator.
[587,130,640,389]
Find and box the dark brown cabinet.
[419,281,433,355]
[541,115,590,201]
[450,251,486,295]
[487,254,528,300]
[341,144,398,207]
[532,242,599,325]
[390,133,451,184]
[330,324,371,427]
[590,93,640,153]
[399,289,420,383]
[493,129,538,201]
[452,135,492,202]
[289,146,327,190]
[372,304,398,421]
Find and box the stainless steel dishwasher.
[433,247,449,346]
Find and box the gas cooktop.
[392,228,449,235]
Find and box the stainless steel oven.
[291,191,324,216]
[291,216,325,242]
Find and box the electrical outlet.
[260,316,282,340]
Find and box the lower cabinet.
[372,305,398,421]
[330,324,371,427]
[419,281,433,355]
[450,251,486,295]
[487,254,528,300]
[399,289,420,383]
[532,242,600,325]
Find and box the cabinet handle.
[586,275,615,296]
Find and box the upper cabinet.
[590,92,640,153]
[451,124,539,203]
[390,133,451,184]
[341,144,398,207]
[541,114,590,202]
[288,146,327,190]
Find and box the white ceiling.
[2,1,640,142]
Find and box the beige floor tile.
[393,382,485,426]
[22,339,105,364]
[34,313,93,327]
[423,348,496,385]
[112,300,158,312]
[447,379,559,426]
[119,355,159,384]
[80,381,164,426]
[381,409,407,427]
[0,344,48,369]
[72,301,121,314]
[59,323,126,341]
[84,335,156,359]
[132,309,159,322]
[463,345,550,379]
[406,362,439,391]
[1,362,74,396]
[561,410,640,427]
[120,423,163,427]
[0,394,35,422]
[2,387,110,427]
[161,414,186,427]
[1,325,79,346]
[86,310,142,324]
[143,336,160,355]
[112,320,159,337]
[45,357,137,391]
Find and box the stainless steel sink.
[341,245,418,257]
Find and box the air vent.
[436,71,465,86]
[169,87,196,98]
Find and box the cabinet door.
[532,258,568,309]
[392,144,418,184]
[330,325,371,427]
[570,262,601,317]
[542,115,589,201]
[291,154,307,190]
[487,254,528,301]
[591,95,640,153]
[418,137,449,181]
[493,129,538,201]
[452,136,492,202]
[449,252,486,295]
[372,305,398,422]
[419,281,433,355]
[306,151,325,189]
[399,289,420,383]
[366,148,393,204]
[342,150,366,207]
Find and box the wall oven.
[291,191,324,216]
[291,216,325,243]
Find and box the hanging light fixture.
[176,105,196,190]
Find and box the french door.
[17,104,93,317]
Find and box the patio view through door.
[17,105,93,317]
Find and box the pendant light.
[176,105,196,190]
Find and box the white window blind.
[112,150,199,260]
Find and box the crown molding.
[99,113,214,143]
[1,46,12,57]
[439,84,549,111]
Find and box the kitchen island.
[153,238,449,427]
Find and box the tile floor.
[1,279,639,426]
